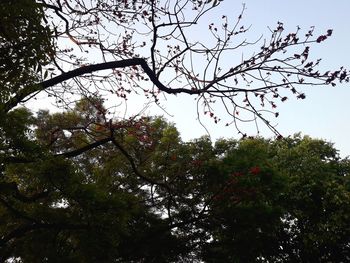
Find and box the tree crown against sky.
[1,0,348,135]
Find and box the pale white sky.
[158,0,350,157]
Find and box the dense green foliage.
[0,0,52,105]
[1,101,349,261]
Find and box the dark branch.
[3,58,201,113]
[110,135,173,192]
[56,136,112,158]
[0,182,49,203]
[0,222,89,248]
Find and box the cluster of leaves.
[0,0,52,105]
[1,98,349,261]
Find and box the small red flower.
[316,35,327,43]
[249,166,261,175]
[232,172,243,177]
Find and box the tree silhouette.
[2,0,348,135]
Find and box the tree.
[1,0,348,133]
[1,101,349,261]
[0,0,52,107]
[202,135,350,262]
[1,0,350,262]
[268,135,350,262]
[1,102,192,261]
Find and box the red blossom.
[249,166,261,175]
[316,35,327,43]
[232,172,243,177]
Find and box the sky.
[29,0,350,157]
[156,0,350,157]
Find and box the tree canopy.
[1,102,350,261]
[1,0,350,262]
